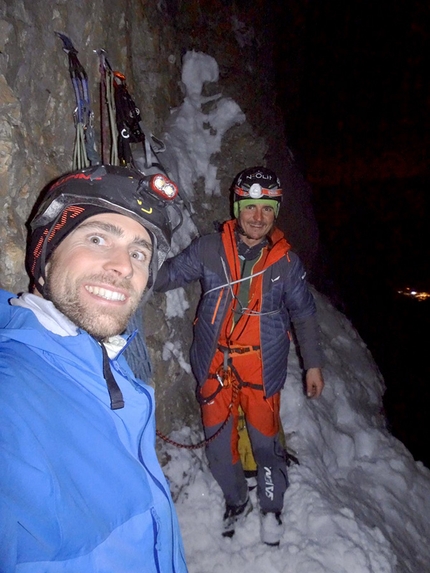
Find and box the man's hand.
[305,367,324,398]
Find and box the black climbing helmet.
[26,164,179,292]
[232,166,282,218]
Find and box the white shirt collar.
[11,293,126,359]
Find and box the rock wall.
[0,0,321,434]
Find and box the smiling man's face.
[238,202,276,247]
[44,212,153,340]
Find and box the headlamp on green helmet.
[232,166,282,218]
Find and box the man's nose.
[253,207,264,221]
[103,247,133,277]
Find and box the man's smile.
[85,285,127,302]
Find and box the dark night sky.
[272,1,430,467]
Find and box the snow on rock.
[163,51,246,200]
[162,340,191,374]
[165,288,190,319]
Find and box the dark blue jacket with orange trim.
[155,220,322,398]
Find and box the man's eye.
[131,251,148,262]
[88,235,106,245]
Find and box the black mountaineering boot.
[222,497,252,538]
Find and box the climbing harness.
[206,349,298,467]
[55,32,99,170]
[156,367,239,450]
[156,343,299,464]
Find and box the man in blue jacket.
[0,165,188,572]
[155,166,324,546]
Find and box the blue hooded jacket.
[0,290,188,573]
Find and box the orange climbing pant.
[199,346,281,465]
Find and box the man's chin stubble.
[70,303,135,339]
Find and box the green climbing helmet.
[232,166,282,218]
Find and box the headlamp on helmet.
[232,166,283,218]
[234,182,283,200]
[26,165,181,293]
[149,173,179,199]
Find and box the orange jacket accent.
[218,220,290,348]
